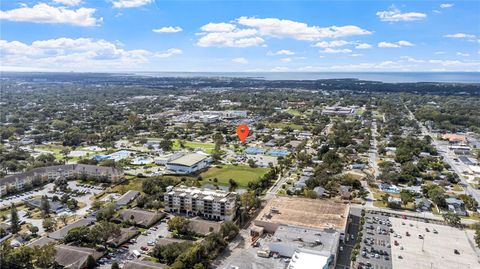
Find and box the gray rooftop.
[268,224,341,257]
[167,153,209,167]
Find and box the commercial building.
[321,106,355,116]
[165,153,211,174]
[164,185,237,221]
[268,225,341,269]
[0,164,124,196]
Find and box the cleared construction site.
[253,197,350,233]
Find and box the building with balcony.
[164,185,237,221]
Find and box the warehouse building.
[268,224,341,269]
[165,153,211,174]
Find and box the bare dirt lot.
[255,197,349,230]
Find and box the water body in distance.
[135,72,480,83]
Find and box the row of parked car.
[0,189,41,203]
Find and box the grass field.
[268,122,305,130]
[172,140,216,154]
[200,165,269,188]
[285,108,301,116]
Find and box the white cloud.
[440,3,454,8]
[435,51,445,55]
[313,40,350,48]
[232,57,248,64]
[355,43,372,49]
[444,33,476,39]
[0,3,100,26]
[0,38,180,71]
[52,0,82,6]
[197,29,265,47]
[237,16,371,40]
[400,56,424,63]
[155,48,182,58]
[268,49,295,56]
[456,52,470,57]
[319,48,352,53]
[280,56,306,62]
[350,54,363,57]
[376,6,427,22]
[397,40,414,46]
[112,0,153,8]
[152,26,183,33]
[428,59,480,67]
[196,17,370,47]
[200,22,236,32]
[378,40,414,48]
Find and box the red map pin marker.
[236,124,249,143]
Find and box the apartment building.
[0,164,124,196]
[164,185,237,221]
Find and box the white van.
[132,250,141,258]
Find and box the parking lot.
[390,217,478,269]
[0,183,55,208]
[214,228,289,269]
[97,219,171,268]
[357,212,393,269]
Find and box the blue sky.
[1,0,479,72]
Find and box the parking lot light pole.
[422,234,425,252]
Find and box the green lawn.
[200,165,269,188]
[285,108,301,116]
[172,140,216,154]
[268,122,305,130]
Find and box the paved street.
[405,105,480,204]
[336,207,361,269]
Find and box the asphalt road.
[336,207,362,269]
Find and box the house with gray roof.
[119,208,164,228]
[116,190,140,207]
[54,245,104,269]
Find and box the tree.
[228,179,238,192]
[220,221,239,241]
[4,245,34,269]
[443,212,461,227]
[428,187,446,207]
[111,262,120,269]
[42,218,55,232]
[10,204,20,234]
[168,216,191,235]
[29,225,39,236]
[400,190,414,206]
[86,255,96,269]
[89,221,121,249]
[58,215,68,226]
[64,226,91,244]
[96,202,116,221]
[458,194,478,211]
[153,241,193,264]
[381,193,390,205]
[34,243,56,269]
[41,195,50,217]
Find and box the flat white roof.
[167,153,209,167]
[288,250,329,269]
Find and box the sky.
[0,0,479,72]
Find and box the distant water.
[135,72,480,83]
